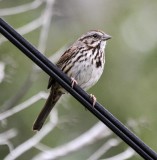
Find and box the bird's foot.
[90,94,97,107]
[71,77,78,88]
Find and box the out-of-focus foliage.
[0,0,157,160]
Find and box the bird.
[33,30,111,131]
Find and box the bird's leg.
[71,77,96,107]
[71,77,78,88]
[90,94,97,107]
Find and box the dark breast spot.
[96,58,102,68]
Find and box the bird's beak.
[102,34,112,41]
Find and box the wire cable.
[0,18,157,160]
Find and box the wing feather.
[47,45,79,89]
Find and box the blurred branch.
[0,44,66,111]
[1,72,37,111]
[0,61,5,83]
[105,148,135,160]
[87,118,143,160]
[32,122,112,160]
[87,138,121,160]
[0,16,43,44]
[34,143,52,151]
[0,129,17,152]
[4,109,58,160]
[0,0,43,16]
[0,0,55,45]
[37,0,55,53]
[1,0,57,111]
[0,92,48,121]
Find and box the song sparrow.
[33,30,111,131]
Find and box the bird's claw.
[71,77,78,88]
[90,94,97,107]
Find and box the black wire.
[0,18,157,160]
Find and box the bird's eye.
[93,34,99,39]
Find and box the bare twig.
[0,129,17,143]
[0,61,5,83]
[4,109,58,160]
[105,148,135,160]
[32,122,112,160]
[0,92,48,121]
[0,129,17,152]
[37,0,55,53]
[1,72,37,111]
[0,43,66,111]
[0,17,43,44]
[0,0,57,112]
[87,138,121,160]
[0,0,43,16]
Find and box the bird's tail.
[33,88,62,131]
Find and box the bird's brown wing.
[47,45,78,89]
[56,45,78,68]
